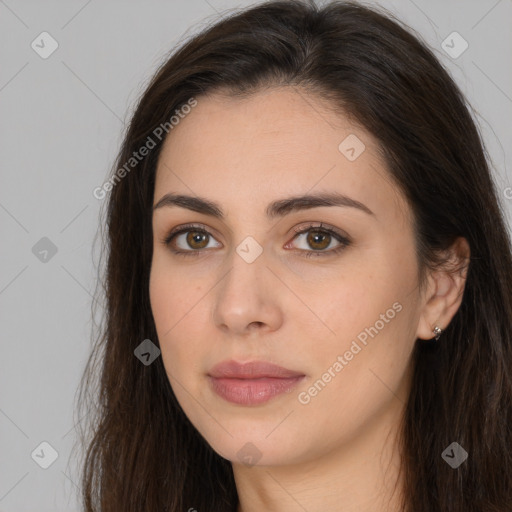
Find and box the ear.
[416,237,470,340]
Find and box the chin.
[202,431,306,468]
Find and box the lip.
[209,360,304,379]
[207,360,305,406]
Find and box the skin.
[149,87,469,512]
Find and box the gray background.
[1,0,511,510]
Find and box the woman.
[76,1,512,510]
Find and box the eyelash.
[161,222,351,259]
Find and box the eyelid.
[290,222,350,241]
[162,222,218,244]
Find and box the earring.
[433,325,443,341]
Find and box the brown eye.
[163,226,222,255]
[163,222,350,259]
[288,223,351,258]
[186,231,209,249]
[305,229,331,251]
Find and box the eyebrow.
[152,191,374,219]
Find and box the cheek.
[149,253,200,332]
[149,259,207,382]
[149,262,174,338]
[303,256,417,400]
[294,299,414,449]
[313,266,402,347]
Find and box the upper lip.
[208,360,304,379]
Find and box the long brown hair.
[74,1,512,510]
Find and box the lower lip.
[208,376,305,405]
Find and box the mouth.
[207,359,305,406]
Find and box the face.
[149,87,425,467]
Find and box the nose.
[212,247,283,337]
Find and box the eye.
[286,222,351,258]
[160,222,351,258]
[162,223,221,256]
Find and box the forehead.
[154,87,409,226]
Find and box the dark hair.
[75,1,512,510]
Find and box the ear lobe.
[415,237,470,341]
